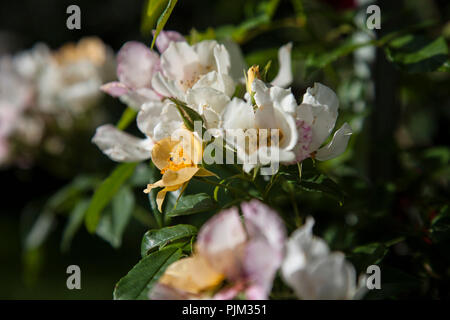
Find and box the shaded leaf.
[61,199,90,252]
[385,35,448,73]
[96,186,135,248]
[141,224,197,257]
[85,163,138,233]
[141,0,170,37]
[167,193,217,217]
[151,0,178,49]
[113,245,183,300]
[116,107,138,130]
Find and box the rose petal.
[117,41,160,89]
[271,42,293,88]
[92,124,153,162]
[315,122,352,161]
[153,30,186,53]
[197,207,247,279]
[100,81,129,97]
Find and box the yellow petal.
[195,167,218,177]
[246,65,260,96]
[162,167,199,187]
[152,137,180,171]
[156,185,181,212]
[160,255,225,294]
[143,179,164,194]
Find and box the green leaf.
[167,193,217,217]
[385,35,449,73]
[61,199,90,252]
[113,245,183,300]
[85,163,138,233]
[141,0,170,37]
[141,224,197,257]
[169,97,204,132]
[306,38,372,70]
[96,186,135,248]
[296,168,345,203]
[150,0,178,50]
[349,242,388,272]
[116,107,138,130]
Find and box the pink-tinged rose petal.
[213,283,244,300]
[197,207,247,280]
[153,30,186,53]
[291,120,313,163]
[241,200,286,298]
[100,81,129,97]
[241,200,286,253]
[117,41,160,89]
[245,284,267,300]
[149,283,191,300]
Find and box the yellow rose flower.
[144,128,215,211]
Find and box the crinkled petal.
[315,122,352,161]
[193,40,217,69]
[213,44,231,75]
[151,71,185,100]
[161,41,199,81]
[271,43,293,88]
[92,124,153,162]
[117,41,160,89]
[186,87,230,115]
[193,71,235,97]
[269,86,297,114]
[137,100,167,138]
[302,82,339,118]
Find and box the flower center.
[160,143,196,174]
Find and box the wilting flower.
[37,37,115,115]
[152,40,235,101]
[101,31,185,109]
[293,83,352,162]
[149,200,286,300]
[281,217,364,299]
[143,127,215,211]
[221,78,298,172]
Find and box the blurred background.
[0,0,449,299]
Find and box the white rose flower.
[152,40,235,100]
[293,83,352,162]
[281,217,365,300]
[222,78,298,172]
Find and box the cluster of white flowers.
[93,31,352,171]
[92,31,358,300]
[0,37,114,166]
